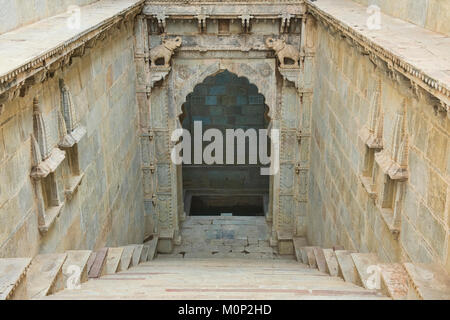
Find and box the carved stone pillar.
[134,15,156,239]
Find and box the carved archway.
[171,59,277,121]
[179,70,271,217]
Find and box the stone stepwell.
[1,216,449,300]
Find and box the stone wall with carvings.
[0,25,145,258]
[0,0,100,35]
[351,0,450,36]
[308,20,449,273]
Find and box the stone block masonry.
[0,11,145,257]
[307,9,449,273]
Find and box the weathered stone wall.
[308,22,449,272]
[0,25,144,258]
[351,0,450,36]
[0,0,100,34]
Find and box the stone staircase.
[1,228,449,299]
[292,238,450,300]
[0,237,158,300]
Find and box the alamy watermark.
[67,5,81,30]
[366,5,381,30]
[170,121,279,176]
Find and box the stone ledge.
[59,126,87,149]
[358,126,382,149]
[306,0,450,113]
[0,0,144,98]
[39,202,65,234]
[374,150,408,181]
[379,209,400,238]
[31,148,66,179]
[359,175,377,199]
[64,173,85,200]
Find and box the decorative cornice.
[0,0,144,105]
[306,0,450,115]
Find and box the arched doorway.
[179,70,271,217]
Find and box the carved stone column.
[134,15,156,239]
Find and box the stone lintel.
[374,150,408,181]
[31,148,66,179]
[358,126,382,149]
[59,126,87,149]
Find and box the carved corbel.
[72,43,86,58]
[386,60,400,84]
[296,130,303,144]
[280,13,292,33]
[239,14,253,33]
[85,35,99,49]
[433,99,449,117]
[154,13,167,33]
[409,79,421,100]
[196,14,208,33]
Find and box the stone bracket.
[358,126,383,149]
[375,149,408,181]
[149,66,171,92]
[196,14,209,33]
[280,13,292,33]
[31,148,66,180]
[153,12,167,33]
[239,14,253,33]
[278,67,301,87]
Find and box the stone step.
[88,248,108,279]
[105,247,124,275]
[322,249,339,277]
[313,248,328,273]
[27,253,67,299]
[379,263,408,300]
[141,246,149,263]
[118,246,135,271]
[334,250,358,285]
[45,257,388,300]
[158,230,175,254]
[292,237,307,262]
[300,247,317,268]
[62,250,92,289]
[145,237,158,261]
[0,258,32,300]
[277,229,294,255]
[403,263,450,300]
[351,253,379,289]
[132,244,144,266]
